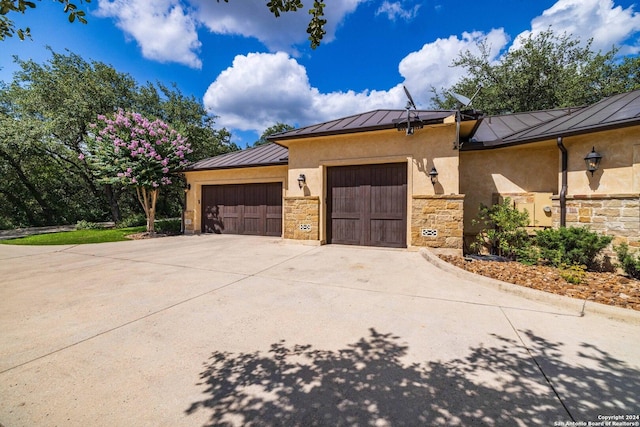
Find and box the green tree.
[0,0,90,40]
[0,49,234,228]
[254,122,294,146]
[433,29,640,114]
[84,110,191,234]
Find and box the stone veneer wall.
[284,196,320,241]
[552,194,640,249]
[411,195,464,254]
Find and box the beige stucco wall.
[557,126,640,249]
[282,124,461,247]
[561,127,639,194]
[460,141,558,236]
[460,125,640,251]
[183,165,288,233]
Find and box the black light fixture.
[297,174,306,189]
[584,147,602,176]
[429,167,439,185]
[184,183,191,192]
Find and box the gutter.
[557,136,567,227]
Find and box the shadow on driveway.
[186,329,639,426]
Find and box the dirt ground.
[439,255,640,312]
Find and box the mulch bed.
[439,255,640,312]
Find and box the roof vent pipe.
[557,136,567,227]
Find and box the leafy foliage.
[558,263,586,285]
[433,29,640,114]
[0,0,90,40]
[615,243,640,279]
[532,227,612,269]
[0,50,234,228]
[254,122,294,146]
[471,197,530,259]
[85,110,191,233]
[218,0,326,48]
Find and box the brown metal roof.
[186,143,288,171]
[469,108,579,147]
[465,89,640,149]
[268,109,457,142]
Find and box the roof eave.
[462,118,640,151]
[184,161,288,172]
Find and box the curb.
[420,248,640,325]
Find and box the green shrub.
[615,243,640,279]
[533,227,612,269]
[471,197,531,259]
[75,220,103,230]
[117,213,146,228]
[155,218,182,235]
[515,245,541,266]
[559,263,586,284]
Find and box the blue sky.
[1,0,640,147]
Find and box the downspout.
[557,136,567,227]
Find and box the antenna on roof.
[401,85,422,135]
[450,85,482,149]
[404,85,417,110]
[450,84,482,109]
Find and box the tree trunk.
[104,184,121,223]
[136,186,159,234]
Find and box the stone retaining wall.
[552,194,640,249]
[284,196,320,241]
[411,195,464,254]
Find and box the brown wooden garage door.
[202,183,282,236]
[327,163,407,248]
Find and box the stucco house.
[183,89,640,255]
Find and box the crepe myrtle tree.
[82,109,191,234]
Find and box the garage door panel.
[327,163,407,248]
[370,219,405,247]
[330,219,361,245]
[202,183,282,236]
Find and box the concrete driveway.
[1,235,638,426]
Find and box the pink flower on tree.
[83,109,192,234]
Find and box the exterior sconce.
[184,183,191,193]
[297,174,306,189]
[429,167,439,185]
[584,147,602,176]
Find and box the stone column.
[284,196,320,241]
[411,195,464,255]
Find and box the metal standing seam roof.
[468,108,580,147]
[465,89,640,149]
[186,89,640,170]
[186,142,289,171]
[267,109,458,142]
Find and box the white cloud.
[202,30,508,134]
[515,0,640,53]
[192,0,363,53]
[97,0,365,66]
[203,52,405,132]
[376,1,421,21]
[399,29,509,105]
[97,0,202,68]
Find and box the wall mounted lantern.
[184,183,191,192]
[297,174,306,189]
[584,147,602,176]
[429,167,439,185]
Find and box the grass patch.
[1,226,146,245]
